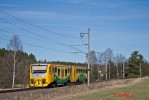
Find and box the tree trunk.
[12,51,16,88]
[105,63,107,80]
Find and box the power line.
[70,45,86,55]
[1,33,87,55]
[0,18,86,54]
[0,37,85,57]
[0,9,80,39]
[0,10,88,56]
[0,27,66,46]
[80,36,88,49]
[0,17,66,46]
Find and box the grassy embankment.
[54,77,149,100]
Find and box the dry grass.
[0,78,145,100]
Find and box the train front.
[29,64,48,87]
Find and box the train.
[29,63,87,87]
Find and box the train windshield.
[32,70,46,73]
[31,65,47,77]
[32,65,47,73]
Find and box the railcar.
[29,63,87,87]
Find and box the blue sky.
[0,0,149,63]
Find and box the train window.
[65,69,67,76]
[51,67,53,73]
[68,68,69,73]
[49,67,52,73]
[55,67,57,73]
[58,69,60,77]
[61,69,64,77]
[77,69,79,73]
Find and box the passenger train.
[29,63,87,87]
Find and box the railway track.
[0,82,84,94]
[0,87,40,93]
[0,79,127,94]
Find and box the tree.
[28,53,36,63]
[7,34,23,88]
[138,54,143,78]
[0,48,37,88]
[103,48,113,80]
[90,51,97,65]
[126,51,144,78]
[89,51,97,82]
[114,54,126,78]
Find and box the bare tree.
[97,52,104,81]
[114,54,126,78]
[89,51,97,81]
[90,51,97,65]
[7,34,23,88]
[103,48,113,80]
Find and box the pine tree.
[126,51,144,78]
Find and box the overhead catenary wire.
[0,9,88,57]
[0,17,67,46]
[0,37,85,57]
[0,18,87,55]
[0,33,86,56]
[0,9,80,39]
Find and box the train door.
[49,65,54,82]
[61,68,64,80]
[70,66,77,82]
[74,67,77,82]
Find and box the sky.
[0,0,149,63]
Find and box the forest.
[0,34,149,88]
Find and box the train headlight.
[42,79,46,84]
[31,79,34,84]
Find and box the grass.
[0,78,148,100]
[55,77,149,100]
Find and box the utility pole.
[88,28,90,87]
[80,28,90,87]
[108,63,110,79]
[116,63,119,78]
[122,62,125,79]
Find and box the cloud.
[5,9,148,22]
[0,3,21,8]
[88,2,127,8]
[11,11,57,19]
[62,0,87,4]
[63,0,128,8]
[3,10,86,21]
[95,32,149,42]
